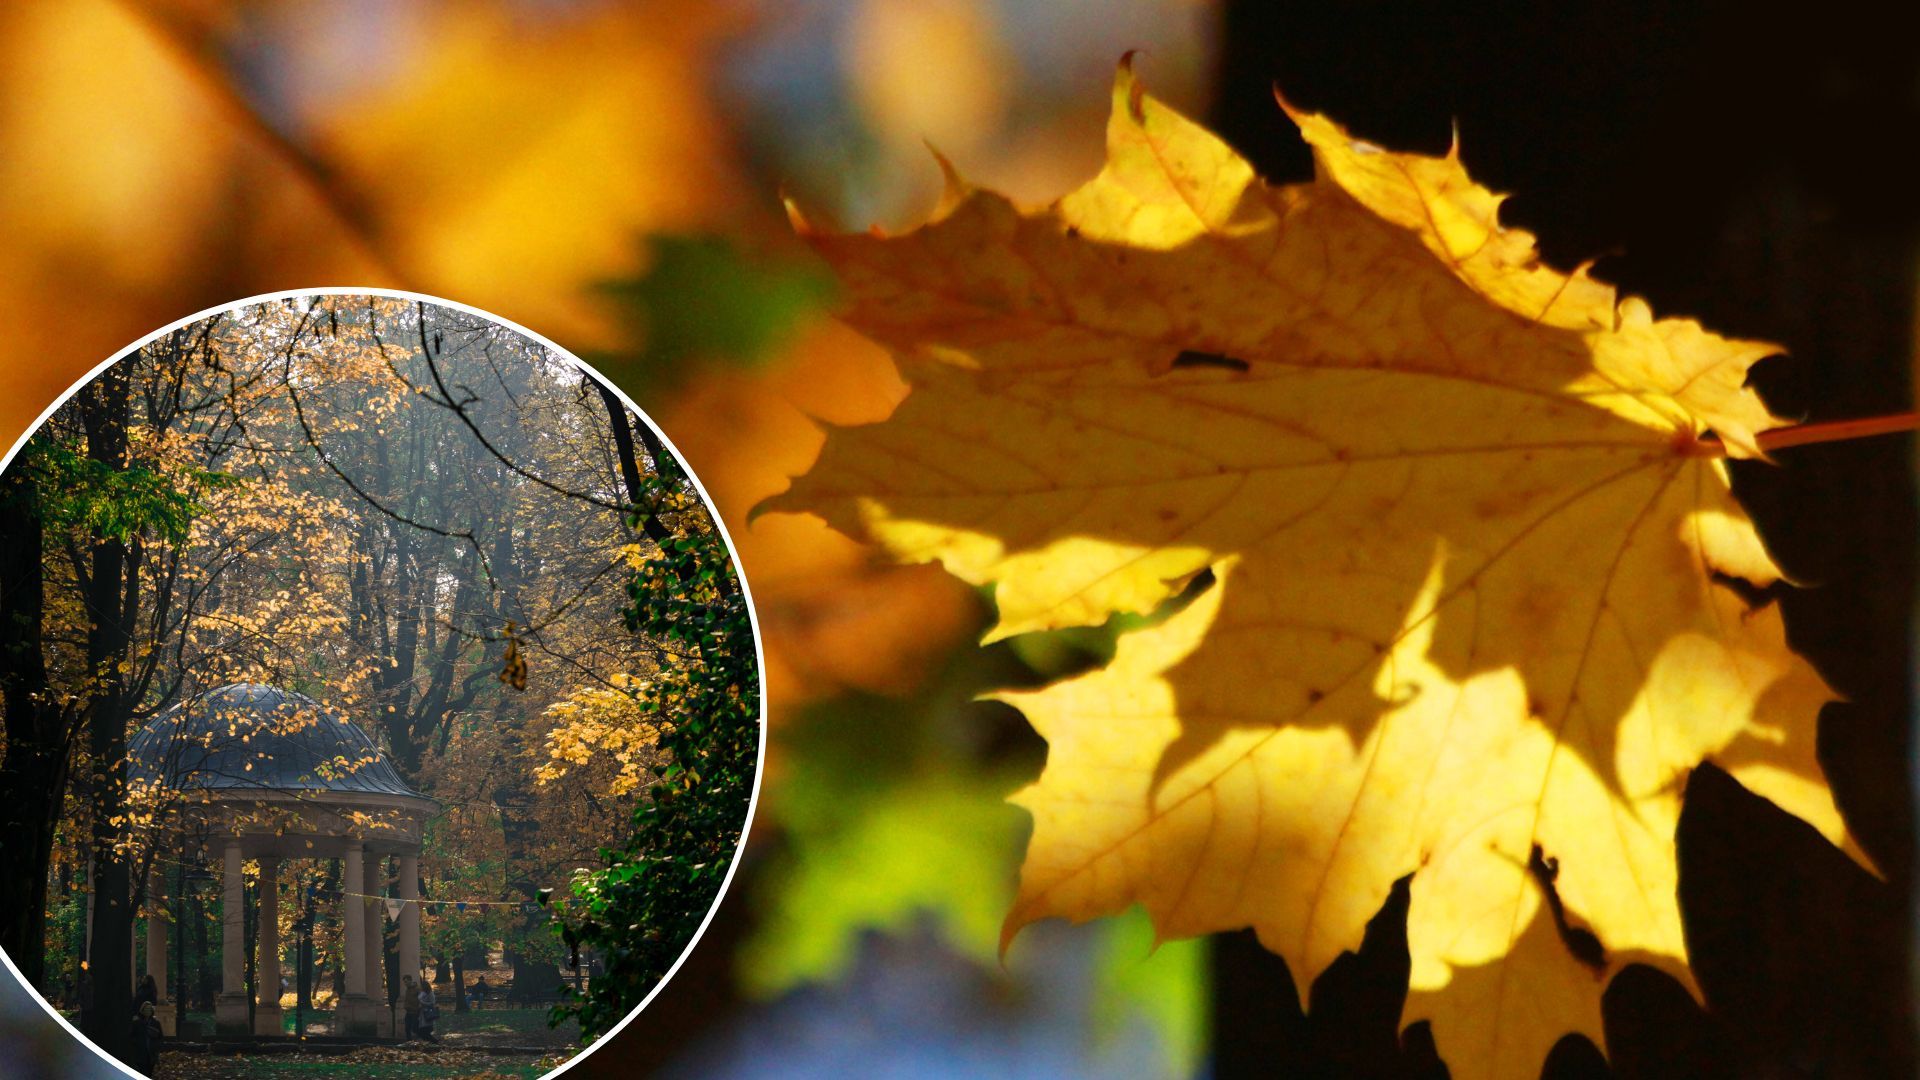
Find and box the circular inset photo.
[0,291,763,1079]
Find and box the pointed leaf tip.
[782,194,815,237]
[997,909,1028,961]
[1112,53,1147,124]
[922,140,969,207]
[1271,83,1313,135]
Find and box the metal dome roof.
[129,684,423,800]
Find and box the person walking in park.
[417,979,440,1044]
[128,1001,162,1076]
[402,973,421,1040]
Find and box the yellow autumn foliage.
[535,674,666,798]
[780,65,1863,1079]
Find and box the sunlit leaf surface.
[781,64,1862,1079]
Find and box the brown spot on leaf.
[1170,349,1250,373]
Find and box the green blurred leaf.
[740,766,1024,996]
[1092,908,1208,1079]
[594,234,835,404]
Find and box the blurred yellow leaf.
[0,0,375,438]
[0,0,745,445]
[781,65,1861,1079]
[661,317,980,708]
[845,0,1012,162]
[307,0,747,348]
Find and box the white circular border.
[0,287,771,1080]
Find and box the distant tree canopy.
[0,295,750,1058]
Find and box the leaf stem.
[1692,411,1919,456]
[1758,411,1920,452]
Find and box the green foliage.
[18,439,236,544]
[741,762,1024,996]
[1092,910,1207,1078]
[420,818,514,966]
[742,652,1206,1077]
[549,455,759,1038]
[439,1007,579,1039]
[44,869,86,982]
[593,234,834,402]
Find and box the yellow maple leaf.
[778,63,1864,1079]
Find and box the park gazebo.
[128,684,438,1038]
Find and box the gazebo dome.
[130,683,421,799]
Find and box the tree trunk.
[502,945,523,1000]
[324,858,342,1013]
[595,383,696,582]
[383,920,398,1007]
[0,709,65,996]
[79,365,137,1063]
[296,882,313,1013]
[192,887,212,1011]
[0,451,70,993]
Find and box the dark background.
[1208,3,1917,1077]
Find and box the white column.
[253,856,282,1034]
[145,864,173,1036]
[342,844,366,1009]
[397,852,421,989]
[363,851,389,1036]
[214,840,248,1032]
